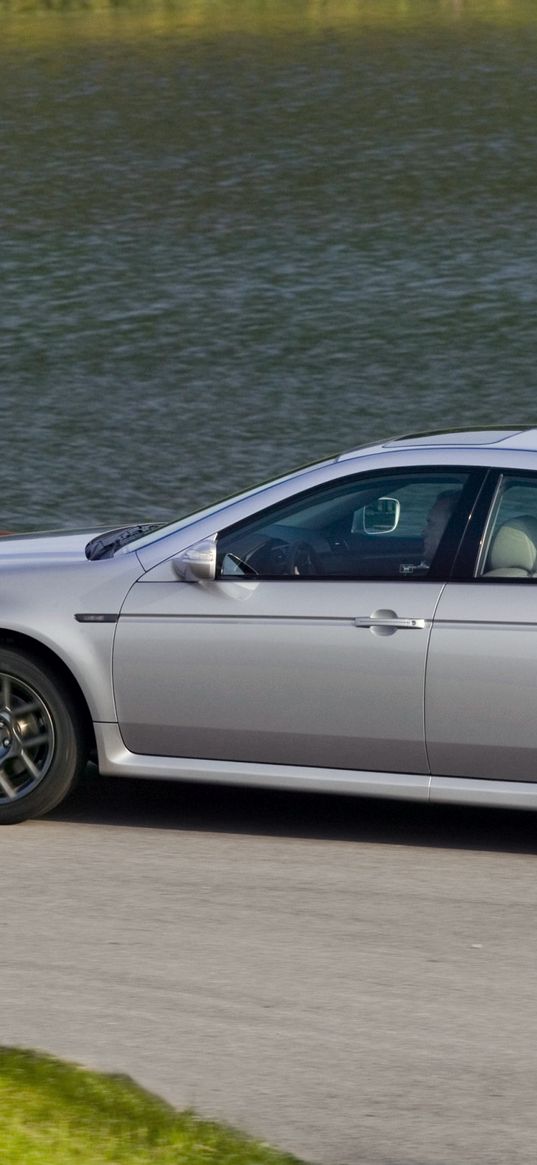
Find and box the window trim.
[453,467,537,583]
[216,465,487,583]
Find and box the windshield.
[115,455,337,556]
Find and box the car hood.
[0,527,120,561]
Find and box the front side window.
[477,473,537,579]
[217,468,474,580]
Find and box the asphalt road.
[2,773,537,1165]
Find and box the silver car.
[3,425,537,825]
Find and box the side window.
[216,469,472,580]
[477,474,537,579]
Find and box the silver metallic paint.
[427,583,537,781]
[95,722,537,810]
[113,580,442,771]
[0,535,142,721]
[94,722,430,799]
[3,432,537,814]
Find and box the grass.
[0,1048,306,1165]
[1,0,537,27]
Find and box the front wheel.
[0,649,87,825]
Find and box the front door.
[113,466,477,774]
[114,577,444,772]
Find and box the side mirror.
[362,497,400,535]
[173,536,217,582]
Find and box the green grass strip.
[0,1047,306,1165]
[2,0,536,25]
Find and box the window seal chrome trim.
[474,473,505,577]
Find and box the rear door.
[426,469,537,781]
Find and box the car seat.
[483,514,537,577]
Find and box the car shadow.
[47,765,537,855]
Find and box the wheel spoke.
[1,676,11,710]
[15,700,40,716]
[0,767,16,800]
[20,751,41,780]
[18,732,50,749]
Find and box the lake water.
[2,0,537,529]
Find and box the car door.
[427,469,537,782]
[113,467,479,775]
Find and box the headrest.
[488,515,537,573]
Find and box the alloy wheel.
[0,672,55,804]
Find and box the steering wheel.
[268,539,323,577]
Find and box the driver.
[421,489,460,565]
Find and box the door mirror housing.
[362,496,400,535]
[173,536,217,582]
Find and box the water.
[2,1,537,529]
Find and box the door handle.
[354,611,427,630]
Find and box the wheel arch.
[0,629,96,758]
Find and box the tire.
[0,648,87,825]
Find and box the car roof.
[337,427,537,460]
